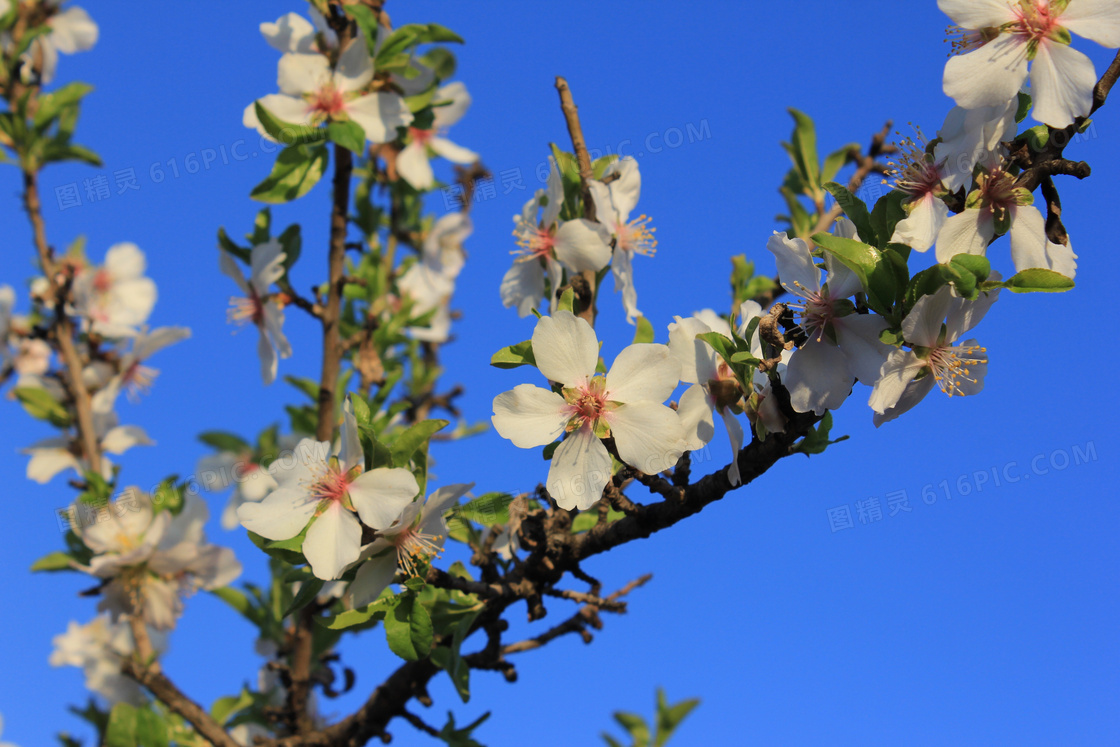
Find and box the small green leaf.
[390,419,450,468]
[14,386,71,427]
[869,190,907,250]
[823,181,877,246]
[632,316,654,344]
[1002,268,1075,293]
[385,594,434,661]
[490,340,536,369]
[787,108,821,194]
[328,120,367,153]
[31,551,76,572]
[283,576,325,619]
[811,232,897,315]
[253,101,326,146]
[198,431,250,454]
[251,144,329,204]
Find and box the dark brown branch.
[554,76,599,326]
[120,660,240,747]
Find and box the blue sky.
[1,1,1117,745]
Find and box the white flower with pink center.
[491,311,686,511]
[89,326,190,404]
[219,240,292,385]
[397,82,480,190]
[766,232,893,415]
[238,401,420,580]
[72,243,157,339]
[26,1,98,84]
[888,133,951,253]
[870,283,1001,425]
[934,100,1019,192]
[934,167,1066,273]
[243,39,412,145]
[349,483,474,607]
[501,161,612,318]
[588,157,657,324]
[940,0,1120,127]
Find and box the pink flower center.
[393,525,444,576]
[310,464,352,504]
[1011,1,1061,43]
[92,268,113,294]
[563,378,610,432]
[789,286,836,342]
[122,360,158,400]
[227,288,265,327]
[889,133,944,199]
[410,127,434,146]
[310,84,346,118]
[928,341,987,397]
[616,215,658,257]
[513,224,556,261]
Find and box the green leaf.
[822,143,858,184]
[33,82,93,132]
[390,419,449,468]
[278,222,302,272]
[438,711,490,747]
[1024,125,1049,152]
[209,586,261,626]
[384,593,434,661]
[328,120,367,153]
[632,316,654,344]
[253,101,326,147]
[613,712,651,747]
[105,704,168,747]
[31,551,76,572]
[198,431,249,454]
[557,287,576,314]
[869,189,907,250]
[794,412,849,455]
[788,108,820,195]
[41,142,102,167]
[454,493,513,525]
[248,530,307,566]
[14,386,71,427]
[823,181,876,246]
[210,689,254,726]
[696,332,733,365]
[250,144,329,204]
[1000,268,1075,293]
[283,576,325,619]
[490,340,536,369]
[350,393,372,425]
[318,594,396,630]
[810,232,896,315]
[1015,92,1033,123]
[653,689,700,747]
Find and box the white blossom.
[397,82,479,190]
[492,311,686,510]
[350,483,473,607]
[940,0,1120,127]
[50,614,161,706]
[72,243,157,338]
[238,401,420,580]
[220,240,292,385]
[588,157,657,324]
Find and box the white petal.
[500,258,544,318]
[237,487,319,541]
[766,232,819,297]
[348,468,420,530]
[553,220,612,273]
[396,140,434,190]
[26,446,79,483]
[105,243,146,279]
[338,399,364,474]
[784,339,852,415]
[546,426,613,511]
[834,314,892,385]
[351,554,398,608]
[943,33,1029,110]
[605,343,680,404]
[602,156,641,221]
[872,372,937,427]
[944,285,1000,343]
[257,328,278,385]
[891,193,949,253]
[491,384,569,448]
[433,82,472,128]
[667,316,720,384]
[429,136,478,164]
[531,310,598,387]
[49,7,98,53]
[609,401,686,475]
[100,425,152,455]
[256,94,314,129]
[823,252,864,301]
[611,245,641,323]
[903,286,954,347]
[277,53,329,96]
[261,13,316,54]
[1030,41,1096,128]
[719,410,745,487]
[937,0,1018,29]
[347,92,412,144]
[935,209,993,264]
[303,503,362,580]
[334,39,374,92]
[868,349,928,415]
[1061,0,1120,47]
[1008,204,1049,275]
[676,384,715,452]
